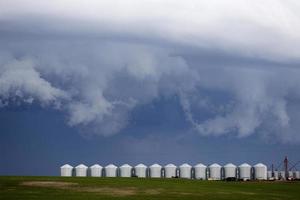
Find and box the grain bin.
[105,164,118,177]
[238,163,251,181]
[164,164,177,178]
[254,163,267,180]
[149,164,162,178]
[274,171,279,180]
[289,171,294,179]
[179,163,192,179]
[279,171,285,179]
[267,171,272,180]
[75,164,88,177]
[224,163,237,179]
[60,164,73,177]
[120,164,132,177]
[209,163,222,180]
[90,164,103,177]
[135,164,147,178]
[294,171,300,179]
[194,163,207,180]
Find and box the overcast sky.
[1,0,300,175]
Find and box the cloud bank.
[1,0,300,143]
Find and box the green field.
[0,176,300,200]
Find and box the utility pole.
[271,164,274,177]
[284,156,288,180]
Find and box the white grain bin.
[149,164,162,178]
[209,163,222,180]
[60,164,73,177]
[239,163,251,181]
[279,171,285,179]
[267,171,272,180]
[135,164,147,178]
[294,171,300,179]
[254,163,267,180]
[179,163,192,179]
[224,163,237,179]
[90,164,103,177]
[164,164,177,178]
[289,171,294,178]
[274,171,279,180]
[75,164,88,177]
[120,164,132,177]
[194,163,207,180]
[105,164,118,177]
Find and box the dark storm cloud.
[1,0,300,143]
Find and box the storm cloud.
[1,0,300,143]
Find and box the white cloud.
[1,0,300,61]
[1,1,300,142]
[0,58,68,107]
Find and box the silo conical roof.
[254,163,266,167]
[239,163,251,167]
[106,164,117,168]
[180,163,191,168]
[209,163,221,168]
[150,164,162,168]
[75,164,88,169]
[135,164,147,168]
[224,163,236,168]
[90,164,102,168]
[120,164,132,168]
[61,164,73,169]
[195,163,206,168]
[165,164,176,167]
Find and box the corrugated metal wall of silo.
[120,164,132,177]
[75,164,88,177]
[254,163,267,180]
[135,164,147,178]
[150,164,162,178]
[209,163,221,180]
[105,164,118,177]
[238,163,251,181]
[164,164,177,178]
[179,163,192,179]
[60,164,73,177]
[90,164,103,177]
[223,163,237,179]
[194,163,206,180]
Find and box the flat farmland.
[0,176,299,200]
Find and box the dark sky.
[1,1,300,175]
[1,97,299,176]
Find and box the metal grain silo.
[179,163,192,179]
[150,164,162,178]
[294,171,300,179]
[224,163,237,179]
[238,163,251,181]
[60,164,73,177]
[209,163,222,180]
[274,171,279,180]
[90,164,103,177]
[105,164,118,177]
[164,164,177,178]
[75,164,88,177]
[135,164,147,178]
[254,163,267,180]
[288,171,294,179]
[120,164,132,177]
[267,171,272,180]
[194,163,207,180]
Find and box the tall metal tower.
[284,156,288,179]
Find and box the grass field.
[0,176,300,200]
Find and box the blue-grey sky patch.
[1,0,300,175]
